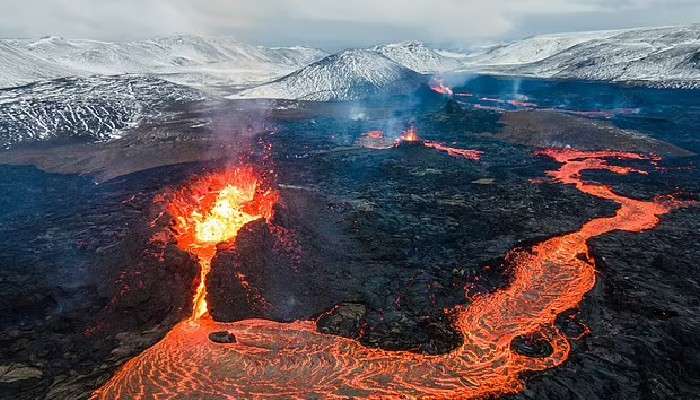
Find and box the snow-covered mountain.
[0,35,327,89]
[372,41,463,73]
[0,76,205,148]
[463,30,621,66]
[462,25,700,88]
[0,41,74,89]
[237,49,423,101]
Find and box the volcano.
[2,65,699,400]
[165,167,279,320]
[92,148,688,399]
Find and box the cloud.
[0,0,697,47]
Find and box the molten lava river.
[93,150,682,399]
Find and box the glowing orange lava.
[430,78,454,96]
[398,126,422,143]
[358,130,395,150]
[396,127,483,160]
[94,149,683,399]
[423,141,483,160]
[366,130,384,140]
[167,166,279,320]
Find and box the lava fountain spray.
[166,167,279,320]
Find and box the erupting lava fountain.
[166,166,279,320]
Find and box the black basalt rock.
[208,331,236,344]
[317,303,367,339]
[511,331,554,358]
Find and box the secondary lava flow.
[358,127,481,161]
[94,149,683,399]
[398,127,483,160]
[166,166,278,320]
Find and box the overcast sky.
[1,0,699,49]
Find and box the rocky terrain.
[0,76,206,148]
[496,110,696,157]
[0,76,698,399]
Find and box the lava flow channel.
[398,127,483,160]
[94,149,682,399]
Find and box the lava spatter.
[94,149,682,399]
[165,166,279,320]
[398,127,483,160]
[429,78,454,97]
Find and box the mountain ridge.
[236,49,424,101]
[2,24,700,94]
[0,34,328,89]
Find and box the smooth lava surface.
[93,149,683,399]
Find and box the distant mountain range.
[1,24,700,101]
[2,25,700,147]
[461,24,700,89]
[0,34,327,90]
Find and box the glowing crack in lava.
[94,149,683,399]
[166,166,279,320]
[422,141,482,161]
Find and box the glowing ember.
[357,130,394,150]
[94,149,684,399]
[366,130,383,140]
[430,78,454,96]
[167,167,279,320]
[398,126,422,143]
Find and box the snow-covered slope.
[0,35,327,89]
[372,41,463,73]
[463,25,700,88]
[237,49,423,101]
[463,30,620,65]
[0,76,205,148]
[0,41,74,89]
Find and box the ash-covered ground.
[1,77,699,399]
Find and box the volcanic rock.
[208,331,236,344]
[496,110,695,157]
[0,364,43,383]
[317,303,367,339]
[510,331,554,358]
[207,188,367,325]
[207,219,300,322]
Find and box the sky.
[1,0,699,49]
